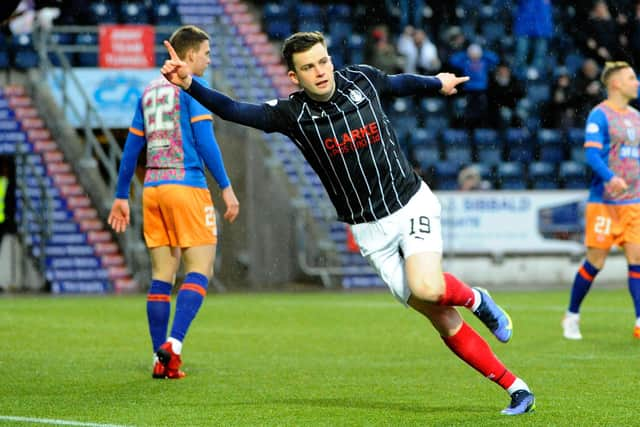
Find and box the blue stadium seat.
[442,128,468,146]
[12,34,39,69]
[434,161,460,190]
[445,146,472,165]
[412,145,440,170]
[567,127,586,163]
[474,128,502,166]
[560,160,587,189]
[504,127,534,162]
[266,18,293,39]
[348,33,365,64]
[75,33,98,67]
[153,2,181,26]
[497,162,527,190]
[526,82,551,105]
[410,128,438,147]
[296,3,324,32]
[90,1,118,23]
[537,128,565,163]
[120,1,149,24]
[529,161,558,189]
[47,32,74,67]
[327,4,351,20]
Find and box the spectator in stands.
[487,63,525,129]
[386,0,426,31]
[512,0,554,78]
[161,30,535,416]
[458,164,491,190]
[628,1,640,68]
[396,25,416,72]
[440,26,466,72]
[542,66,576,129]
[397,26,441,75]
[366,25,403,74]
[108,25,239,380]
[572,58,604,121]
[415,29,441,74]
[449,43,500,129]
[581,0,629,64]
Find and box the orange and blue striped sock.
[170,272,208,343]
[628,265,640,318]
[147,279,172,352]
[568,260,599,314]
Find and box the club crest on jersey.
[348,89,365,104]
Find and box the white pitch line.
[0,415,134,427]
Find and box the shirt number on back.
[143,86,175,133]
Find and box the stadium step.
[4,85,137,293]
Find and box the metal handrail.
[33,26,146,282]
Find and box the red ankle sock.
[439,272,475,308]
[442,321,516,390]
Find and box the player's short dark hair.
[169,25,209,59]
[282,31,326,71]
[601,61,631,85]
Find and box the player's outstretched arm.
[108,199,130,233]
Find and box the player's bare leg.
[405,251,512,342]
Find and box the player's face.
[613,67,639,101]
[188,40,211,77]
[288,42,335,102]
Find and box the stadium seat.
[75,33,98,67]
[537,128,565,163]
[348,33,365,64]
[12,34,39,69]
[120,1,149,24]
[497,162,527,190]
[567,127,586,163]
[444,145,472,165]
[474,128,502,166]
[434,161,460,190]
[526,82,551,106]
[442,128,468,146]
[504,127,534,162]
[153,2,181,26]
[90,1,118,24]
[296,3,324,32]
[47,32,74,67]
[412,145,440,170]
[560,160,587,189]
[409,128,438,147]
[529,161,558,189]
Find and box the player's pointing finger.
[164,40,179,60]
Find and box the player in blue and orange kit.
[562,61,640,340]
[107,25,239,378]
[161,31,535,415]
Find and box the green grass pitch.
[1,288,638,426]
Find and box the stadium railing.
[32,26,149,288]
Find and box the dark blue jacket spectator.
[512,0,554,78]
